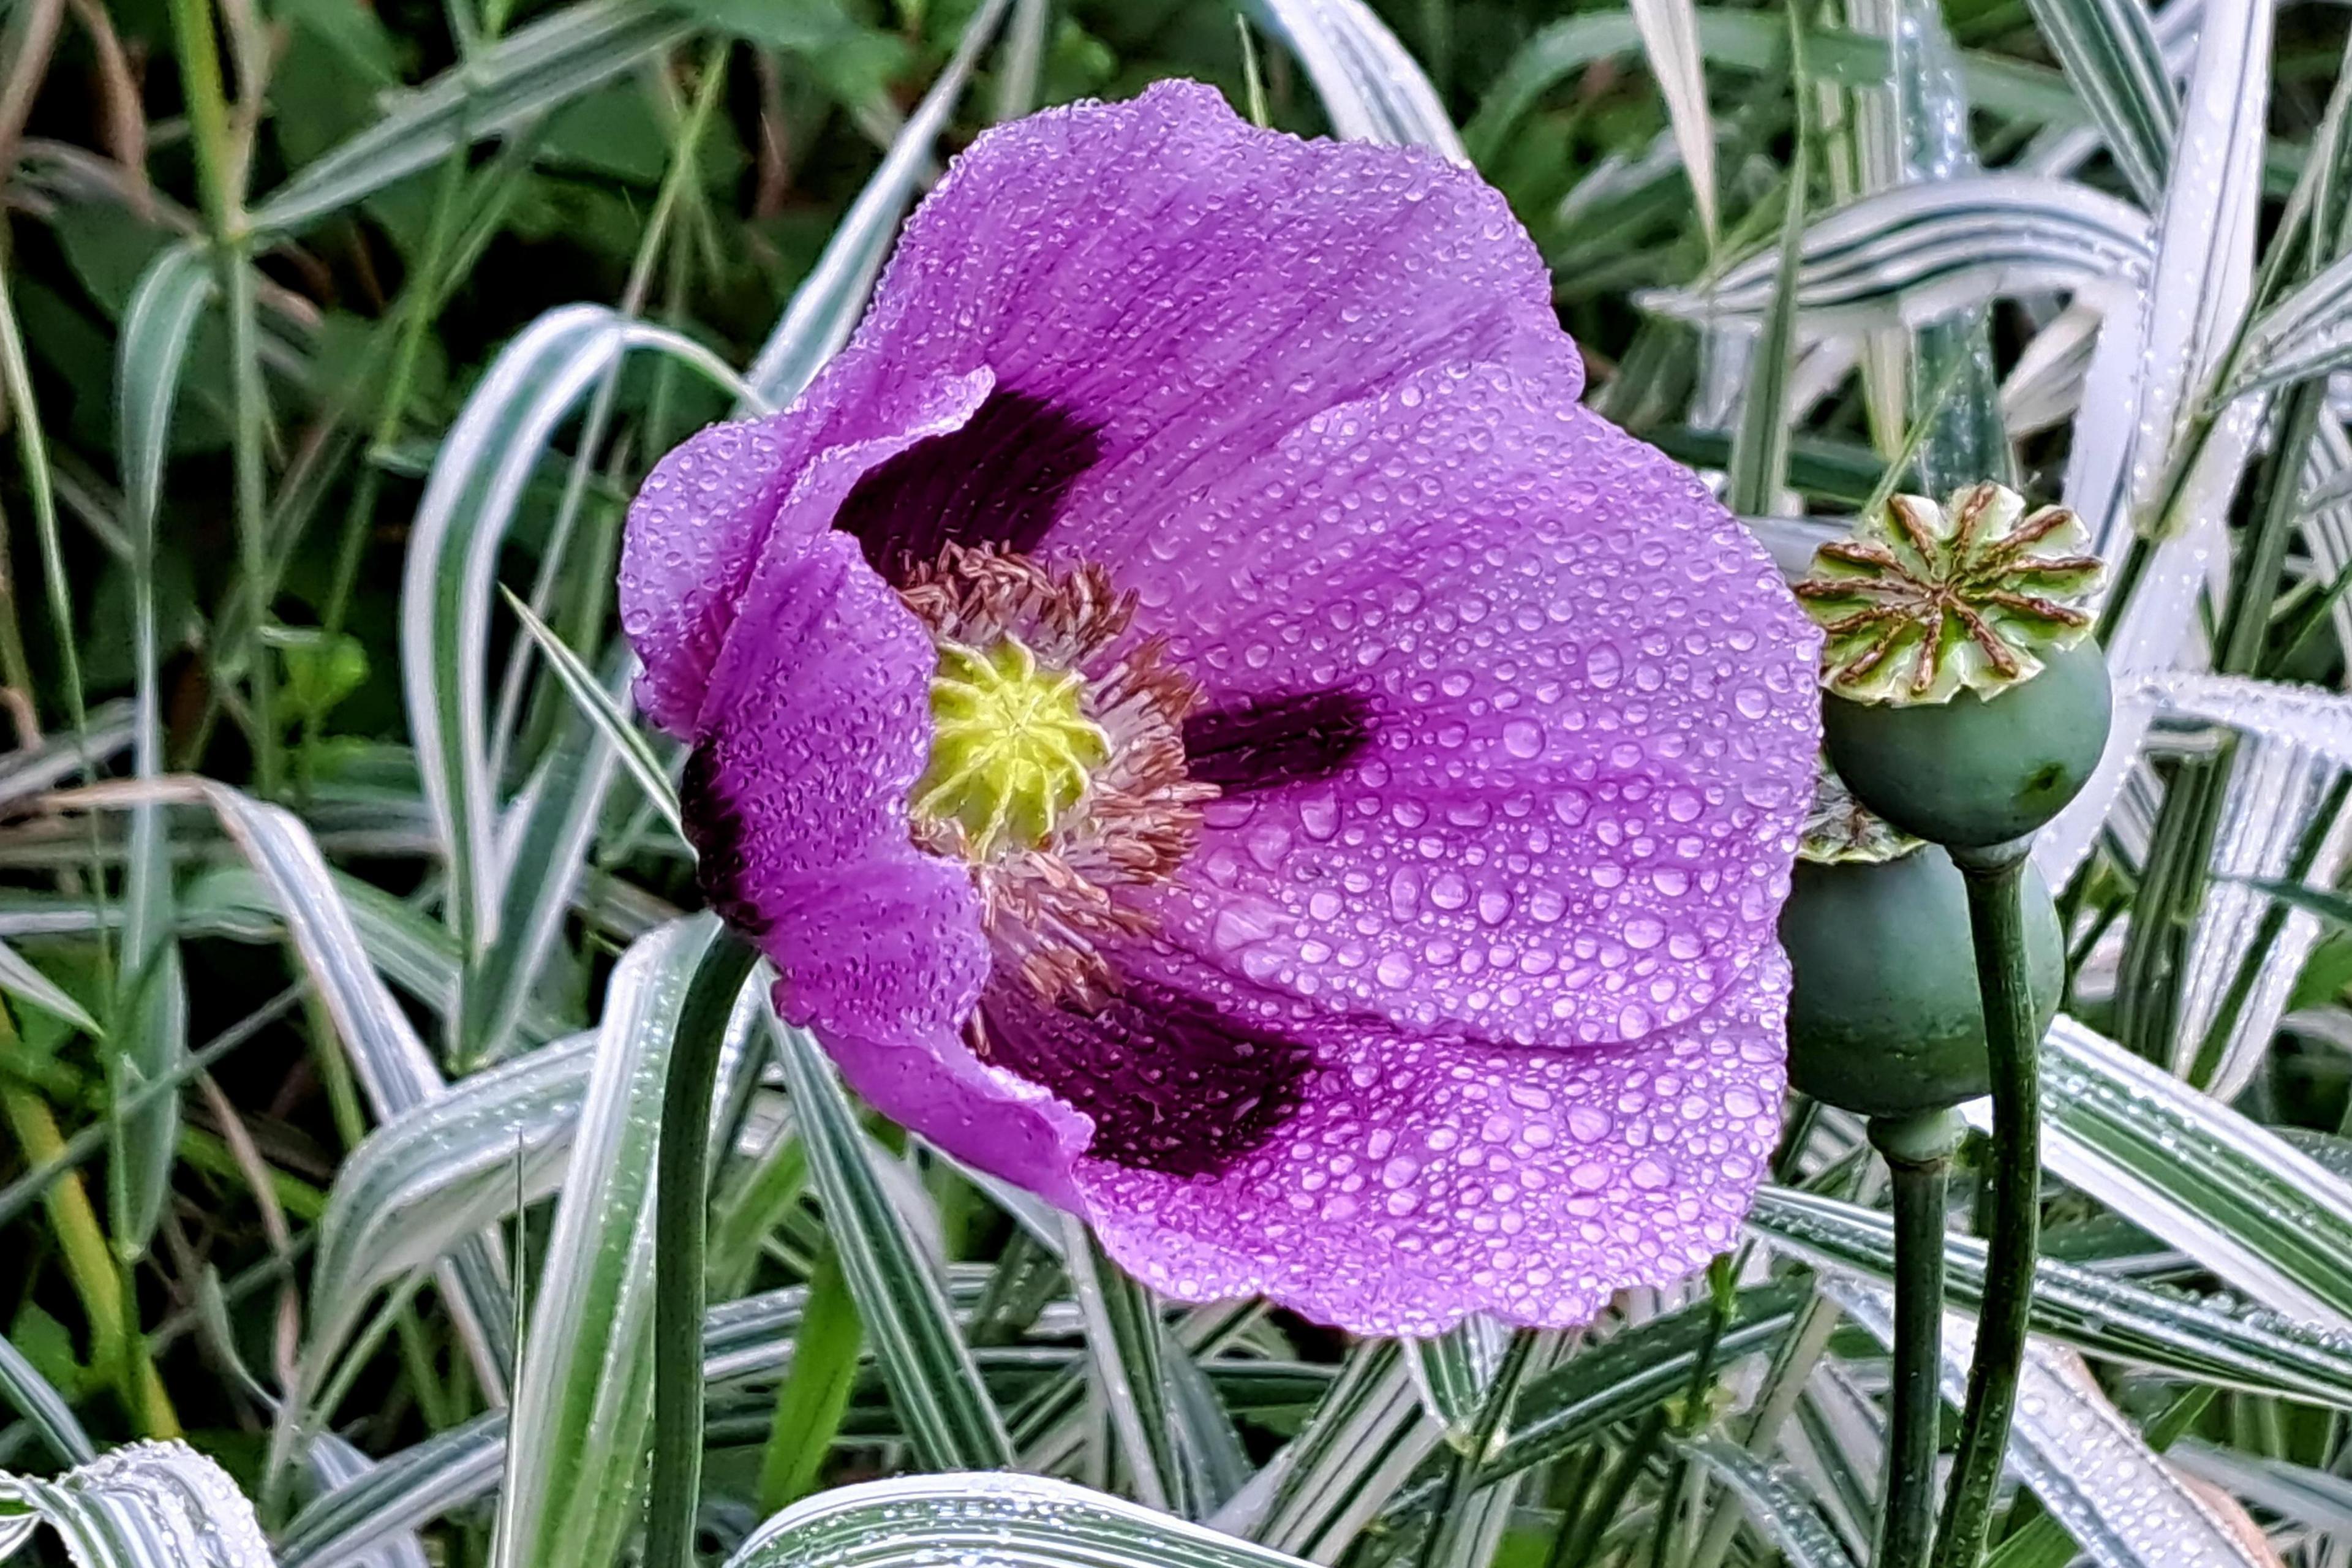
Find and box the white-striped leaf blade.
[399,304,736,1063]
[301,1437,429,1568]
[0,1440,277,1568]
[1245,0,1466,158]
[1402,1316,1512,1446]
[59,778,515,1395]
[1749,1184,2352,1407]
[1838,1290,2278,1568]
[252,0,693,235]
[2019,0,2176,206]
[1673,1433,1855,1568]
[1643,175,2151,329]
[2011,1017,2352,1333]
[741,0,1016,409]
[0,1331,94,1466]
[277,1270,1044,1568]
[489,915,750,1568]
[722,1473,1315,1568]
[1628,0,1717,239]
[0,939,100,1038]
[306,1031,594,1396]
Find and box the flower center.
[898,544,1215,1009]
[914,638,1111,858]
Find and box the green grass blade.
[303,1435,430,1568]
[251,0,694,235]
[2171,1440,2352,1538]
[2226,243,2352,394]
[753,1243,862,1511]
[500,588,680,839]
[402,306,631,992]
[179,865,571,1047]
[740,0,1015,409]
[0,704,133,810]
[2123,0,2271,539]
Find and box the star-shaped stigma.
[1795,483,2103,704]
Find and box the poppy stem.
[1929,846,2040,1568]
[1412,1329,1541,1568]
[1868,1107,1965,1568]
[647,928,761,1568]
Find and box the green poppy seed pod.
[1822,639,2111,848]
[1796,483,2112,848]
[1782,843,2066,1118]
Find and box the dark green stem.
[647,930,760,1568]
[1413,1330,1540,1568]
[1554,1411,1667,1568]
[1930,846,2040,1568]
[1871,1108,1966,1568]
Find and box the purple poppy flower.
[620,81,1820,1335]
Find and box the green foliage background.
[7,0,2352,1565]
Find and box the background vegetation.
[2,0,2352,1564]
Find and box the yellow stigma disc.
[912,638,1109,856]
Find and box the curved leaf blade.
[1245,0,1465,158]
[741,0,1016,408]
[722,1473,1314,1568]
[252,0,693,235]
[0,1441,276,1568]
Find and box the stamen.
[900,545,1215,1009]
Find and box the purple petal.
[1078,952,1792,1336]
[621,366,994,733]
[620,78,1564,703]
[1094,359,1819,1050]
[658,372,1092,1205]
